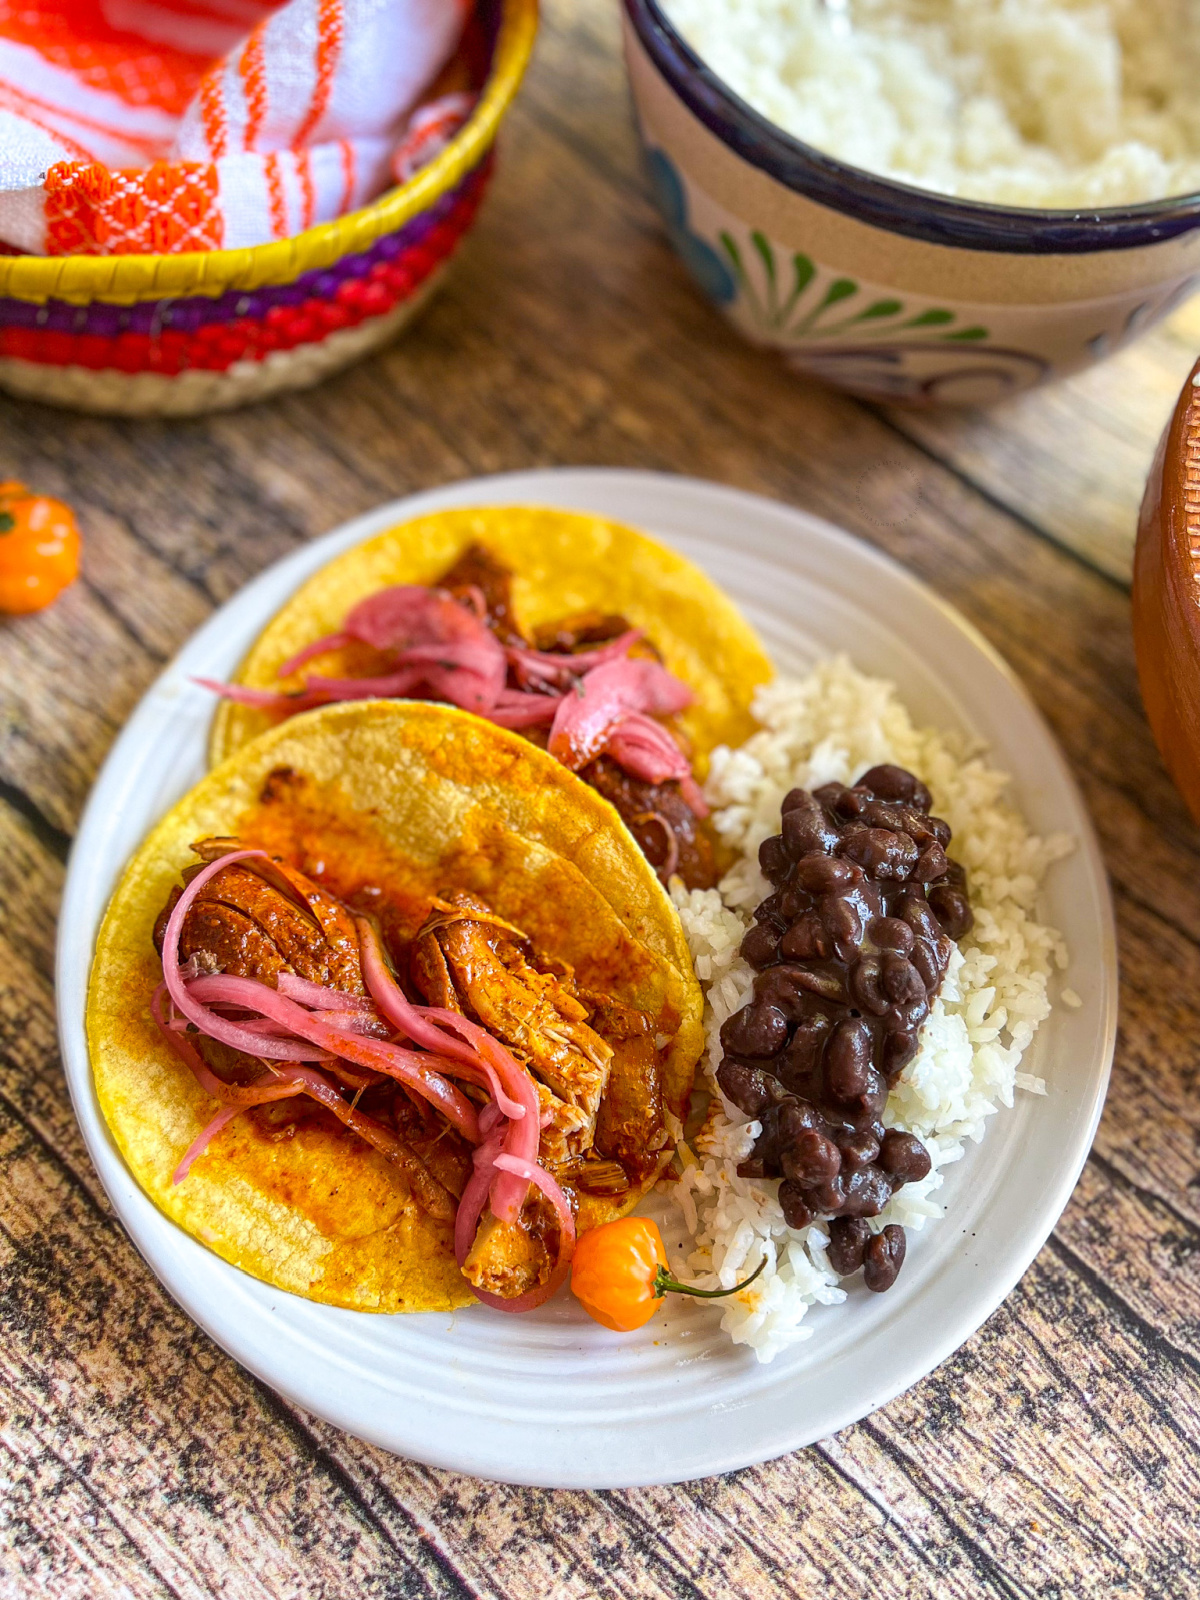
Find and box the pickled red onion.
[355,917,528,1125]
[454,1125,506,1268]
[276,631,351,677]
[493,1153,575,1252]
[155,982,444,1181]
[505,629,642,688]
[605,712,709,817]
[185,973,481,1141]
[161,850,329,1062]
[172,1105,240,1185]
[452,1146,576,1314]
[152,984,308,1107]
[160,858,479,1139]
[356,916,541,1220]
[547,658,693,771]
[275,973,374,1012]
[484,692,563,729]
[633,809,680,881]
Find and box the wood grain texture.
[3,0,1200,1593]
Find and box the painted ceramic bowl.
[0,0,536,418]
[1133,354,1200,818]
[621,0,1200,405]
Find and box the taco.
[87,701,703,1315]
[203,506,772,890]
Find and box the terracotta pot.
[1133,355,1200,818]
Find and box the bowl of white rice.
[622,0,1200,404]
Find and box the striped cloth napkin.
[0,0,470,256]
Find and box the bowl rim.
[0,0,539,307]
[623,0,1200,256]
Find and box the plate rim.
[56,466,1118,1486]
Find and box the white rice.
[665,656,1073,1362]
[661,0,1200,209]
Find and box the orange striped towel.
[0,0,470,255]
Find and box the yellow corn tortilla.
[209,504,773,769]
[88,701,704,1315]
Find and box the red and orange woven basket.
[0,0,536,417]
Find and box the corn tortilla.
[88,701,704,1314]
[209,504,773,769]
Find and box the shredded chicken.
[411,891,614,1163]
[153,838,462,1220]
[411,890,672,1294]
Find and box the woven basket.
[0,0,536,418]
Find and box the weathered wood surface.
[4,0,1200,1592]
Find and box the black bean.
[860,799,944,846]
[871,916,914,954]
[909,935,943,992]
[864,1225,906,1292]
[720,1002,789,1059]
[778,1181,815,1230]
[741,921,782,969]
[897,889,944,943]
[827,1216,871,1275]
[914,842,949,882]
[854,1068,889,1120]
[879,1025,919,1084]
[851,956,889,1016]
[839,1167,894,1218]
[838,827,919,880]
[820,894,863,957]
[781,1129,842,1187]
[734,764,970,1234]
[779,913,830,962]
[792,855,857,893]
[777,1017,831,1095]
[804,1173,848,1214]
[716,1059,787,1118]
[753,966,818,1022]
[753,892,787,924]
[825,1017,873,1101]
[858,765,932,811]
[783,963,849,1004]
[758,835,791,883]
[879,1129,932,1184]
[838,1129,880,1170]
[818,781,869,819]
[781,793,840,857]
[777,886,809,921]
[928,883,973,940]
[882,953,926,1006]
[750,1097,825,1176]
[777,1098,824,1140]
[864,805,948,849]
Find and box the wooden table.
[5,0,1200,1593]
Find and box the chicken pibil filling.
[442,544,719,889]
[153,844,670,1303]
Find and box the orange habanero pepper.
[570,1215,766,1332]
[0,481,81,614]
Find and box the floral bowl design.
[622,0,1200,405]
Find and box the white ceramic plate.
[57,469,1117,1488]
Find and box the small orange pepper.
[570,1216,766,1332]
[0,480,81,614]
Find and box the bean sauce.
[716,764,973,1294]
